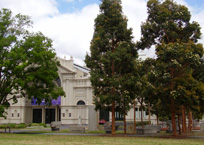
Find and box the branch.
[6,94,22,102]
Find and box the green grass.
[0,133,204,145]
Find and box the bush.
[40,123,46,127]
[30,123,40,126]
[136,121,149,126]
[16,123,27,128]
[0,124,7,129]
[7,123,16,128]
[30,123,46,127]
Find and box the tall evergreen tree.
[137,0,202,136]
[85,0,137,135]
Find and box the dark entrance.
[100,110,109,121]
[46,109,55,124]
[33,109,42,123]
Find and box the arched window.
[77,100,85,105]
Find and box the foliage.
[137,0,203,135]
[0,123,27,128]
[85,0,137,110]
[137,0,201,50]
[136,121,149,126]
[85,0,137,134]
[0,8,65,116]
[39,123,46,127]
[16,123,27,128]
[30,123,40,126]
[7,123,16,128]
[0,124,7,129]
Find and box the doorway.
[46,109,55,124]
[33,109,42,123]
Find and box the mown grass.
[0,133,204,145]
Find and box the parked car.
[99,119,106,124]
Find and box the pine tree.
[85,0,137,135]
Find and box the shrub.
[7,123,16,128]
[136,121,149,126]
[0,124,7,129]
[16,123,27,128]
[30,123,40,126]
[40,123,46,127]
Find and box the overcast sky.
[0,0,204,65]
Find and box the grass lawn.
[0,133,204,145]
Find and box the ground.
[0,133,204,145]
[1,128,204,145]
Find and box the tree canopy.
[0,8,65,117]
[137,0,201,50]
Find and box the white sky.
[0,0,204,65]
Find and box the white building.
[0,55,158,126]
[0,57,94,125]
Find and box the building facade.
[0,56,158,125]
[0,57,94,125]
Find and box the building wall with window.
[0,55,173,125]
[0,57,95,125]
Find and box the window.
[69,113,71,117]
[62,113,65,117]
[12,113,14,117]
[77,100,85,105]
[115,112,123,121]
[17,113,20,117]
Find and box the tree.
[153,42,203,135]
[133,58,155,128]
[85,0,137,135]
[0,8,65,117]
[137,0,202,136]
[137,0,201,50]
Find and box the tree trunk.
[188,111,193,132]
[124,100,126,134]
[182,105,186,133]
[178,113,181,135]
[182,105,185,133]
[171,98,177,136]
[111,45,115,135]
[133,101,136,134]
[141,104,143,128]
[148,103,151,125]
[111,101,116,135]
[170,69,177,136]
[124,113,126,134]
[156,115,159,125]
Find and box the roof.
[74,64,90,74]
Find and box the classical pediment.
[58,64,76,74]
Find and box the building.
[0,57,95,125]
[0,55,158,126]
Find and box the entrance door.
[46,109,55,124]
[33,109,42,123]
